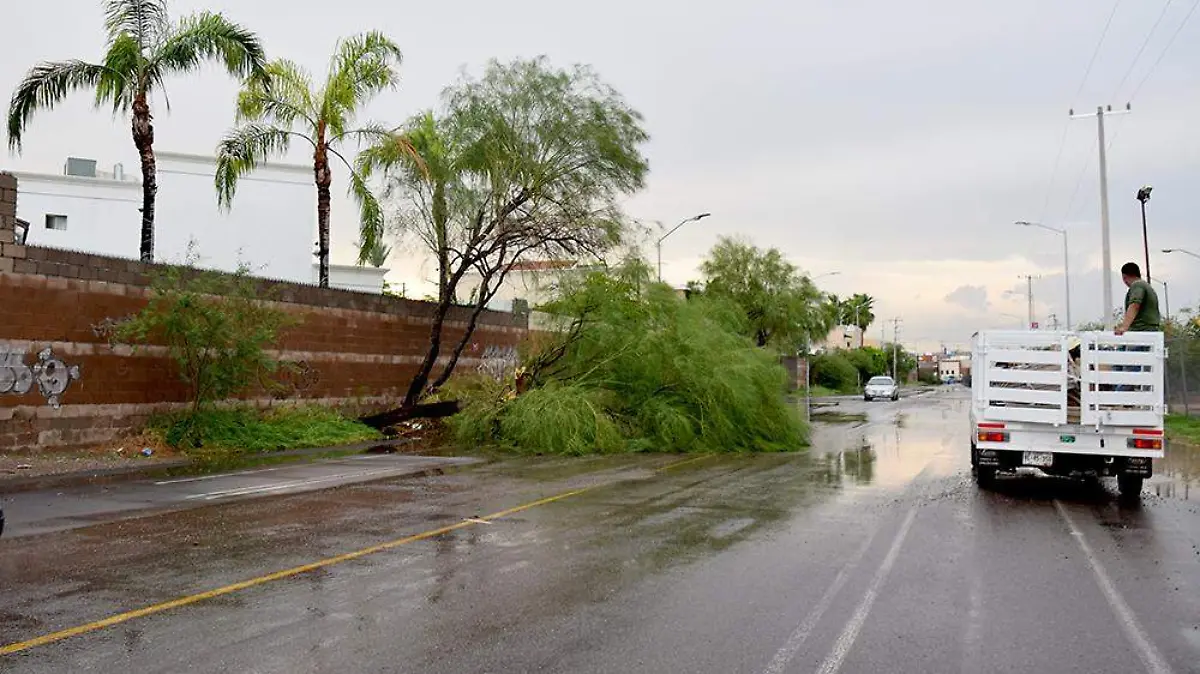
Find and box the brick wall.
[0,172,527,451]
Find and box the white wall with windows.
[13,152,326,285]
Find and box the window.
[45,214,68,231]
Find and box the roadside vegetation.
[448,260,808,455]
[811,346,916,394]
[145,407,380,458]
[1166,415,1200,446]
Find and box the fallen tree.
[357,57,649,428]
[448,260,809,454]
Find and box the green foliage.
[812,352,859,393]
[214,32,416,283]
[112,257,295,443]
[698,237,833,352]
[8,0,266,150]
[836,293,876,334]
[450,261,806,454]
[358,57,650,405]
[844,347,888,382]
[1166,415,1200,445]
[882,343,918,381]
[148,406,379,453]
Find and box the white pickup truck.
[969,329,1166,498]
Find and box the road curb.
[0,437,420,495]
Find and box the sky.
[4,0,1200,351]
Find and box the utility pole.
[1019,274,1040,328]
[888,317,902,380]
[1071,104,1131,327]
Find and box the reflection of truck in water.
[969,330,1165,498]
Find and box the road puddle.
[1150,440,1199,500]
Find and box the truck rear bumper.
[975,448,1153,477]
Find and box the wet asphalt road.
[1,387,1198,673]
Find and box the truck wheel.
[970,444,979,469]
[1117,474,1144,498]
[976,467,996,489]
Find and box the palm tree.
[7,0,266,262]
[214,32,417,288]
[843,293,876,347]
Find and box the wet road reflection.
[1,387,1198,673]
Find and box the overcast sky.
[5,0,1200,350]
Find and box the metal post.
[1140,198,1151,283]
[1072,104,1131,327]
[1027,275,1034,328]
[804,354,812,423]
[656,240,663,282]
[1096,107,1114,326]
[1062,232,1072,329]
[1179,343,1191,418]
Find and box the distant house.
[459,259,606,327]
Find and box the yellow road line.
[1,453,716,656]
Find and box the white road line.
[182,468,411,501]
[815,507,918,674]
[761,523,882,674]
[1054,501,1174,674]
[155,466,288,485]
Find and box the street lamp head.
[696,212,711,220]
[1015,220,1032,226]
[1137,186,1152,202]
[1162,248,1175,253]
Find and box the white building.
[938,358,963,381]
[12,153,386,293]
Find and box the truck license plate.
[1023,451,1053,467]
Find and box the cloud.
[945,285,990,312]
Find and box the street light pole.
[1019,274,1039,328]
[1137,186,1153,282]
[1162,248,1200,261]
[1015,221,1071,329]
[656,213,711,282]
[1151,278,1170,321]
[1071,104,1131,327]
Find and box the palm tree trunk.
[132,95,156,263]
[314,138,331,288]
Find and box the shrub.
[111,251,296,446]
[812,352,859,392]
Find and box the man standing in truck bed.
[1115,262,1161,335]
[1112,262,1161,391]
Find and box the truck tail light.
[1128,437,1162,450]
[978,422,1008,443]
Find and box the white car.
[864,376,899,402]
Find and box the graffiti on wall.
[475,344,519,380]
[0,345,82,408]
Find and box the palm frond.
[330,147,386,264]
[104,0,169,48]
[355,115,434,183]
[151,12,267,84]
[321,32,403,134]
[8,61,109,151]
[214,124,303,208]
[94,33,141,113]
[236,59,315,127]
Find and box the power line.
[1063,0,1200,223]
[1075,0,1124,101]
[1039,0,1123,222]
[1129,0,1200,100]
[1111,0,1175,100]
